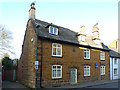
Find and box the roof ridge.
[35,19,77,34]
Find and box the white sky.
[0,0,119,59]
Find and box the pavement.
[2,80,29,89]
[56,79,118,88]
[2,79,119,89]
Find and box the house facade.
[109,47,120,80]
[18,2,110,88]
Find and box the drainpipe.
[112,58,113,80]
[35,24,43,88]
[40,39,43,88]
[35,24,40,89]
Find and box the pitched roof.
[109,47,120,58]
[31,19,109,51]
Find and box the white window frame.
[49,26,58,35]
[100,66,105,75]
[100,51,105,60]
[84,65,90,76]
[114,68,118,76]
[52,43,62,57]
[114,58,118,64]
[80,35,86,42]
[52,65,62,79]
[84,48,90,59]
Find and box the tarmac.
[1,79,119,89]
[2,80,29,89]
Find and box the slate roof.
[109,47,120,58]
[31,19,109,51]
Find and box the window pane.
[57,44,61,47]
[57,66,61,69]
[100,52,104,60]
[53,44,56,47]
[84,66,90,76]
[54,28,57,34]
[84,49,90,59]
[50,27,53,34]
[53,48,56,55]
[84,51,86,58]
[57,48,61,55]
[57,70,61,77]
[53,66,56,69]
[114,69,117,75]
[114,59,117,64]
[52,70,56,77]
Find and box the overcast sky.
[0,0,119,59]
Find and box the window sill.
[84,75,90,77]
[84,58,90,60]
[100,74,105,75]
[101,60,105,61]
[49,33,58,36]
[52,77,62,79]
[52,56,63,58]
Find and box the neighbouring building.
[109,47,120,80]
[109,39,120,80]
[108,39,120,53]
[109,39,118,49]
[18,2,110,88]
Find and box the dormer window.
[94,39,100,45]
[79,35,86,42]
[49,26,58,35]
[93,31,98,38]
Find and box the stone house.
[18,2,110,88]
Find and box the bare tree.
[0,25,15,59]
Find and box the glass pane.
[53,66,56,69]
[84,52,86,58]
[53,44,56,47]
[54,28,57,34]
[50,27,53,34]
[57,48,61,55]
[114,69,117,75]
[57,66,61,69]
[57,70,61,77]
[57,44,61,47]
[53,48,56,55]
[53,70,56,77]
[84,71,86,75]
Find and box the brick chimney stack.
[29,2,36,19]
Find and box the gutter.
[36,35,110,51]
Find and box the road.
[87,82,118,88]
[2,81,29,89]
[71,82,120,90]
